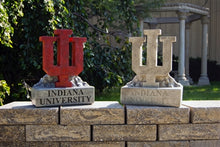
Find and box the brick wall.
[0,101,219,147]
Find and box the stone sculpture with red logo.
[31,29,94,107]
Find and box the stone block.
[182,100,220,123]
[126,105,189,124]
[26,142,60,147]
[31,86,94,107]
[26,125,90,141]
[93,125,156,141]
[121,86,182,107]
[127,141,189,147]
[190,140,220,147]
[61,142,124,147]
[0,141,60,147]
[0,126,25,141]
[0,142,60,147]
[61,101,124,125]
[0,142,25,147]
[159,124,220,141]
[0,101,58,125]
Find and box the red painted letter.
[39,29,86,87]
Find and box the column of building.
[140,12,210,86]
[177,11,190,86]
[198,16,210,85]
[185,23,193,84]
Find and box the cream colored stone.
[129,29,176,87]
[121,86,182,107]
[0,101,58,124]
[61,101,124,125]
[0,126,25,141]
[121,29,182,107]
[61,142,124,147]
[128,141,189,147]
[159,124,219,141]
[182,100,220,123]
[26,125,90,141]
[93,125,156,141]
[127,105,189,124]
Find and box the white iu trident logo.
[129,29,176,87]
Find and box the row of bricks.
[0,101,220,125]
[0,140,220,147]
[0,123,220,142]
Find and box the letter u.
[39,99,45,105]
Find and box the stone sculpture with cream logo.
[121,29,182,107]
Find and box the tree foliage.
[0,0,23,47]
[0,0,164,104]
[0,80,10,105]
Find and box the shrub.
[0,80,10,105]
[0,0,164,103]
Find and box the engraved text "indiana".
[48,89,84,97]
[131,90,169,97]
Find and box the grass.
[183,81,220,100]
[96,81,220,102]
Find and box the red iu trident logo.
[39,29,86,87]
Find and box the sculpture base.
[31,86,95,107]
[178,78,190,86]
[120,86,183,107]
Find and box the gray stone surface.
[182,100,220,123]
[121,86,182,107]
[0,101,58,124]
[93,125,156,141]
[26,125,90,141]
[127,75,180,88]
[32,75,89,88]
[126,105,189,124]
[159,124,220,140]
[31,75,95,107]
[61,101,124,125]
[31,86,94,107]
